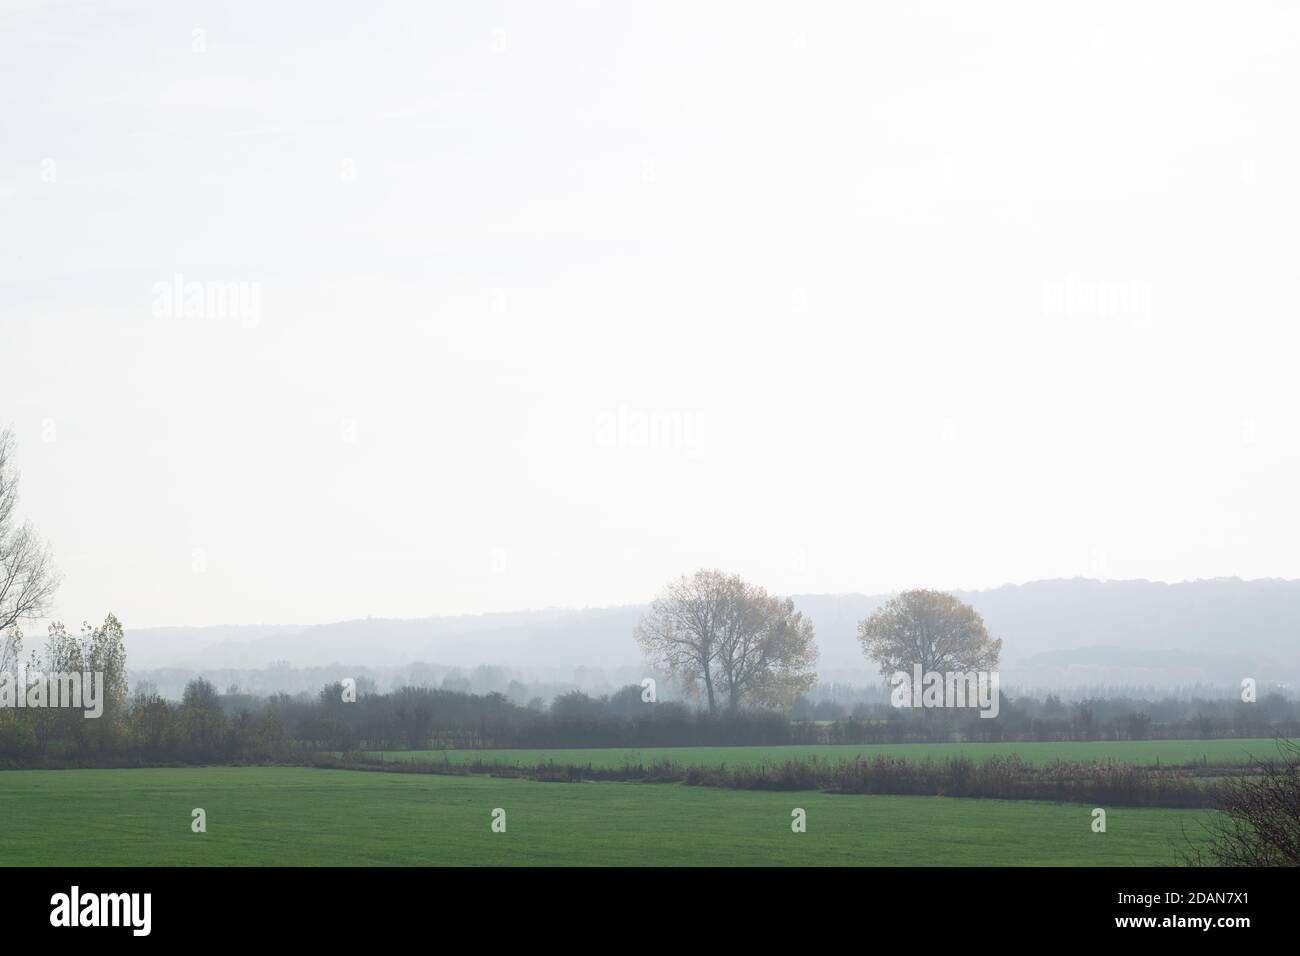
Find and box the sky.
[2,1,1299,629]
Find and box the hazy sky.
[3,1,1299,629]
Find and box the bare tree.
[636,569,732,712]
[636,569,818,713]
[0,428,60,653]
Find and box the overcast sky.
[3,1,1298,629]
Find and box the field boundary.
[305,751,1240,808]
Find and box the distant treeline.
[130,666,1265,711]
[4,677,1300,767]
[294,682,1300,750]
[127,663,658,708]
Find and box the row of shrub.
[310,751,1222,808]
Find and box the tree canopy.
[857,589,1001,678]
[635,569,818,712]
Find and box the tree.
[83,614,129,751]
[0,427,56,754]
[392,686,436,748]
[715,590,818,710]
[180,677,227,759]
[635,570,730,713]
[131,688,173,755]
[607,683,651,716]
[856,589,1001,679]
[36,621,84,752]
[182,676,221,711]
[550,690,603,719]
[636,569,818,713]
[0,428,60,637]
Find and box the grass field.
[363,737,1284,770]
[0,766,1212,866]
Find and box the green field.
[364,737,1283,770]
[0,766,1212,866]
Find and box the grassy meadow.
[0,765,1213,866]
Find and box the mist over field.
[4,1,1300,898]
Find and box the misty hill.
[125,577,1300,690]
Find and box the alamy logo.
[50,886,151,936]
[0,670,105,718]
[151,273,262,327]
[890,665,1000,718]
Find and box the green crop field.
[363,737,1284,770]
[0,766,1213,866]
